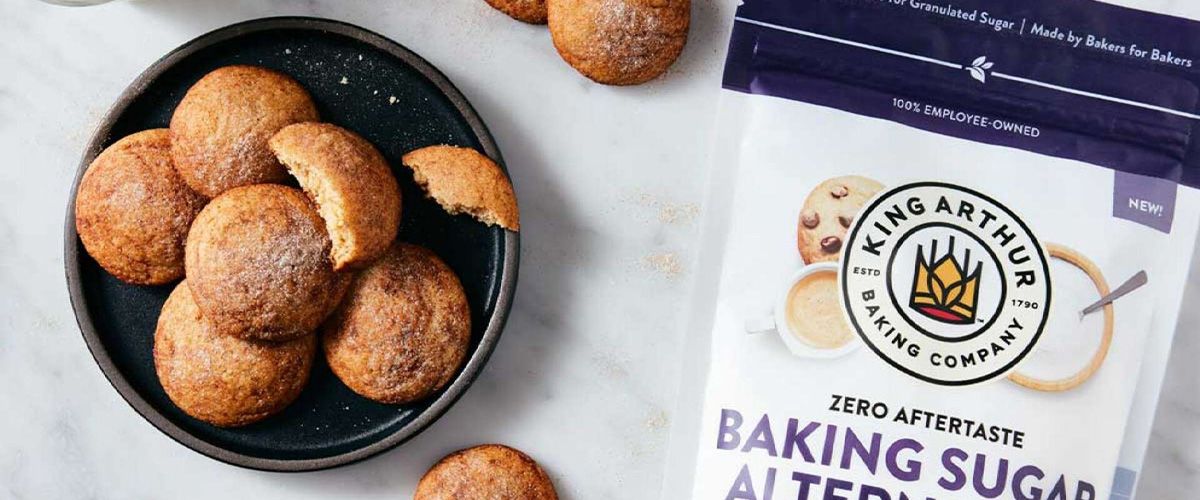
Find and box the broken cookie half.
[401,145,520,232]
[270,122,402,271]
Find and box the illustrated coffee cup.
[745,262,861,358]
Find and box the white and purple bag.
[665,1,1200,498]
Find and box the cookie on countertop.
[270,122,402,271]
[402,145,520,231]
[323,243,470,404]
[185,184,350,341]
[797,175,884,264]
[169,65,319,197]
[74,129,207,285]
[486,0,548,23]
[154,281,316,427]
[547,0,690,85]
[415,444,558,500]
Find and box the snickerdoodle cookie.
[415,445,558,500]
[185,184,350,341]
[547,0,690,85]
[169,65,319,197]
[269,122,402,271]
[797,175,884,264]
[75,129,207,285]
[486,0,548,23]
[401,145,520,231]
[154,281,316,427]
[323,243,470,404]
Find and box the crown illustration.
[910,236,982,324]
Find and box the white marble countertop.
[0,0,1197,498]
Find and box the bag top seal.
[726,0,1200,187]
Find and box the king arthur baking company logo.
[840,182,1051,386]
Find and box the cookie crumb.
[629,192,699,225]
[339,76,349,85]
[388,96,397,105]
[643,252,682,279]
[645,410,669,430]
[358,54,363,61]
[658,202,699,224]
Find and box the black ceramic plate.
[64,17,518,471]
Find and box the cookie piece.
[75,129,207,285]
[154,281,315,427]
[169,65,319,197]
[486,0,548,23]
[269,123,402,270]
[402,145,520,231]
[547,0,690,85]
[797,175,884,264]
[415,445,557,500]
[323,244,470,404]
[185,184,350,341]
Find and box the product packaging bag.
[665,1,1200,498]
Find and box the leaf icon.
[982,61,994,69]
[968,67,986,83]
[972,56,987,67]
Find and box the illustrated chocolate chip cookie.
[797,175,884,264]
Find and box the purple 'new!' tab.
[723,0,1200,210]
[1114,171,1176,233]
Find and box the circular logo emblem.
[840,182,1051,385]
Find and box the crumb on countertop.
[645,410,669,430]
[643,252,682,280]
[630,192,699,225]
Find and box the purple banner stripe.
[723,0,1200,188]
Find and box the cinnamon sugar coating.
[170,65,318,197]
[547,0,690,85]
[486,0,548,23]
[75,129,207,285]
[323,243,470,404]
[185,184,349,341]
[415,444,558,499]
[401,145,519,231]
[154,282,316,427]
[269,122,402,271]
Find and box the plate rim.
[62,16,519,473]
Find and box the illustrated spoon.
[1080,270,1148,319]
